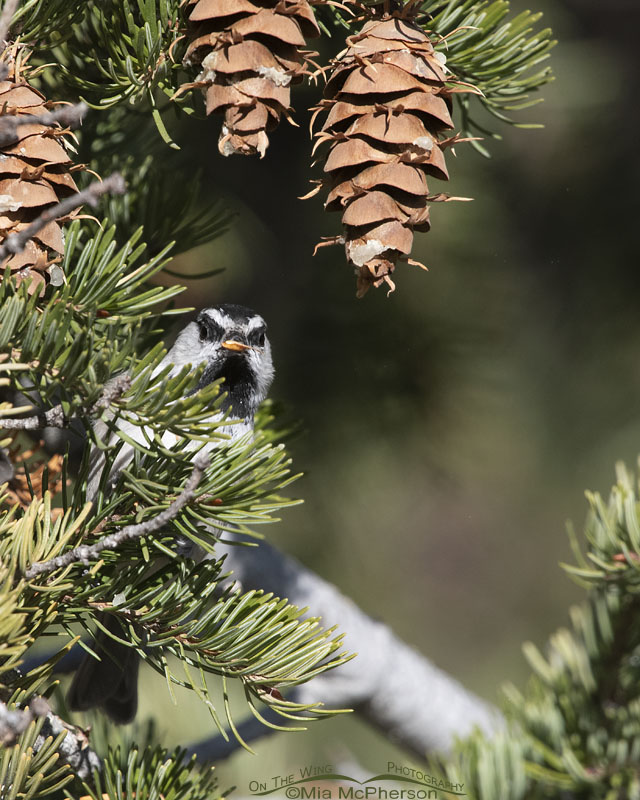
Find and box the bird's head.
[169,304,274,419]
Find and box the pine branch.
[0,0,17,81]
[439,461,640,798]
[0,697,49,746]
[0,697,100,781]
[81,742,217,800]
[0,172,126,262]
[0,375,131,430]
[51,0,183,112]
[0,0,18,48]
[24,536,501,760]
[0,102,88,147]
[193,539,504,759]
[1,403,67,430]
[24,453,210,579]
[92,374,133,413]
[35,709,101,782]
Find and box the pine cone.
[0,74,83,293]
[312,14,463,296]
[183,0,320,158]
[1,436,65,515]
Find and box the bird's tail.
[67,613,139,724]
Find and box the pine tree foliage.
[71,743,219,800]
[1,9,345,797]
[44,0,181,109]
[441,463,640,799]
[0,715,75,798]
[12,0,554,293]
[0,0,559,796]
[1,268,348,793]
[0,225,349,787]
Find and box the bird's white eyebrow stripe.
[205,308,228,327]
[204,308,265,330]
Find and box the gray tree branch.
[0,696,49,746]
[0,0,18,49]
[0,374,132,431]
[0,695,99,779]
[34,710,101,781]
[190,540,505,761]
[25,454,210,579]
[25,535,503,761]
[0,172,126,262]
[0,102,88,147]
[0,403,67,430]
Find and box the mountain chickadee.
[67,304,274,723]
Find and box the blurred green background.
[96,0,640,784]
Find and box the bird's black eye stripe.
[197,317,224,342]
[249,326,266,347]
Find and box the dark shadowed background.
[129,0,640,781]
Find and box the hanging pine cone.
[311,13,469,296]
[0,68,84,293]
[182,0,320,158]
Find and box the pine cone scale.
[233,11,307,46]
[354,163,429,195]
[226,104,271,132]
[189,0,261,21]
[0,81,45,106]
[334,63,437,96]
[344,112,432,144]
[34,220,65,252]
[5,134,70,163]
[342,190,408,226]
[0,178,58,207]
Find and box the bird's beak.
[221,340,251,352]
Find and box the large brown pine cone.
[312,14,466,296]
[183,0,320,158]
[0,76,83,293]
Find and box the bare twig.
[25,454,210,579]
[0,404,67,430]
[0,0,20,82]
[92,374,132,413]
[0,172,126,262]
[0,695,100,778]
[0,375,132,430]
[0,696,49,746]
[0,102,88,147]
[0,0,18,47]
[35,709,101,780]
